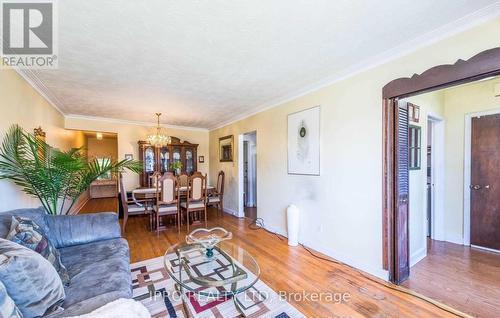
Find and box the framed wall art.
[219,135,234,162]
[287,105,320,175]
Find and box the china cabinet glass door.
[185,149,194,174]
[160,147,170,173]
[144,147,155,172]
[173,147,181,171]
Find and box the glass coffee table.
[164,241,263,317]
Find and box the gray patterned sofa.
[0,207,132,317]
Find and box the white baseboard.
[301,239,389,281]
[471,244,500,254]
[223,207,241,218]
[445,235,464,245]
[259,223,389,281]
[263,224,288,238]
[410,247,427,267]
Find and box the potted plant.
[169,161,183,176]
[0,125,142,215]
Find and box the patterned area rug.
[131,256,304,318]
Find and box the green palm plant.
[0,125,142,215]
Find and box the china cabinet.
[138,137,198,187]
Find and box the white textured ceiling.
[25,0,500,129]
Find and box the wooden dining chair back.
[157,173,177,204]
[216,170,225,196]
[149,171,161,188]
[178,173,189,187]
[119,172,147,233]
[207,170,225,216]
[180,173,207,232]
[153,173,180,234]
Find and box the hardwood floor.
[403,239,500,318]
[80,198,464,317]
[79,197,118,214]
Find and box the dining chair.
[178,173,189,187]
[180,173,207,232]
[153,173,180,234]
[207,170,225,217]
[119,172,149,233]
[148,171,161,188]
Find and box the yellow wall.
[72,130,86,149]
[86,137,118,161]
[0,69,78,212]
[64,117,210,191]
[209,18,500,278]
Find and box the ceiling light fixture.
[146,113,171,147]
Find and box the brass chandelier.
[146,113,171,147]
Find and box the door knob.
[470,185,491,190]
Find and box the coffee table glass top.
[164,241,260,297]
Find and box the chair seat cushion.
[153,204,178,214]
[58,238,131,311]
[208,196,220,203]
[180,201,205,209]
[127,204,145,213]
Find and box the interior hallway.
[403,239,500,318]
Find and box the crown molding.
[65,114,209,132]
[209,3,500,130]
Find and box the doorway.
[238,131,257,220]
[426,116,445,242]
[242,131,257,219]
[382,47,500,284]
[426,120,432,238]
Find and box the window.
[96,157,112,180]
[409,125,421,170]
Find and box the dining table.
[131,185,216,207]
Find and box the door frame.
[427,115,445,242]
[382,47,500,284]
[463,108,500,246]
[238,130,257,218]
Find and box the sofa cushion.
[44,212,122,249]
[58,238,132,311]
[0,207,49,239]
[0,280,22,318]
[6,216,70,285]
[0,238,65,318]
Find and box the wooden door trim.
[382,47,500,283]
[383,47,500,99]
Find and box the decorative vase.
[186,227,233,258]
[176,168,181,176]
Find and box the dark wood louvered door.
[471,113,500,251]
[393,99,410,283]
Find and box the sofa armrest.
[45,212,122,248]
